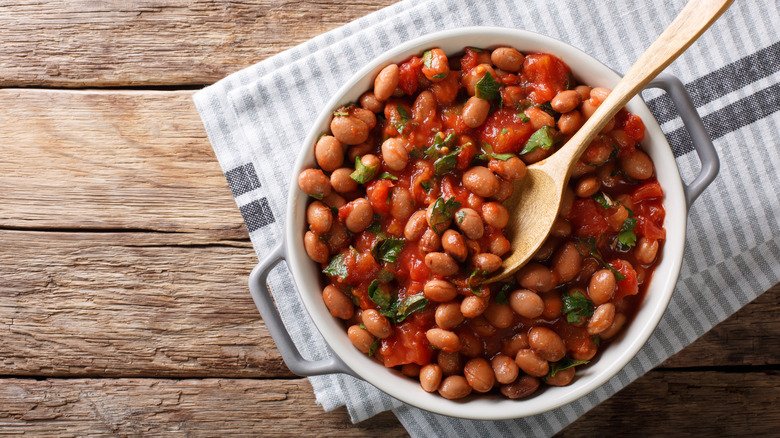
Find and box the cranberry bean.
[359,154,381,170]
[517,263,555,292]
[576,175,601,198]
[426,202,452,234]
[455,208,484,240]
[419,364,443,393]
[580,98,598,119]
[441,229,468,263]
[472,253,502,273]
[381,137,409,171]
[419,228,442,254]
[344,198,373,233]
[359,92,383,113]
[390,187,414,220]
[425,252,459,276]
[559,187,575,218]
[590,87,611,104]
[324,221,349,253]
[330,116,369,145]
[374,64,399,101]
[306,201,333,235]
[524,106,555,130]
[435,301,465,329]
[421,48,450,82]
[574,85,592,101]
[464,238,480,257]
[488,156,527,181]
[424,279,458,303]
[600,312,627,340]
[501,332,529,358]
[529,327,566,362]
[314,135,344,172]
[636,237,659,265]
[551,241,582,284]
[346,140,373,162]
[404,210,428,241]
[438,375,472,400]
[588,269,616,305]
[464,357,495,393]
[347,325,375,354]
[321,192,346,210]
[462,96,491,128]
[550,218,572,237]
[330,168,357,193]
[491,177,514,202]
[500,375,540,399]
[489,235,511,256]
[401,363,421,377]
[490,47,524,72]
[598,161,621,189]
[426,328,461,352]
[620,149,654,180]
[582,140,613,165]
[509,289,544,319]
[462,64,497,96]
[461,295,489,319]
[362,309,392,339]
[469,314,496,337]
[350,107,376,129]
[558,110,583,135]
[458,329,482,357]
[437,351,462,376]
[551,90,582,113]
[532,237,558,262]
[491,354,520,384]
[545,367,575,386]
[515,349,549,377]
[322,285,353,320]
[298,168,331,198]
[462,166,499,198]
[304,231,329,263]
[484,301,514,329]
[412,90,437,124]
[587,302,616,335]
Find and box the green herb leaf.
[468,269,487,295]
[548,357,590,378]
[518,112,530,123]
[490,153,515,161]
[420,181,432,192]
[592,192,613,209]
[350,156,378,184]
[378,172,398,181]
[429,197,462,228]
[537,101,558,117]
[520,126,559,155]
[308,193,325,201]
[582,238,627,281]
[366,221,382,235]
[359,323,366,330]
[495,282,514,306]
[409,146,424,159]
[322,252,349,281]
[562,290,594,323]
[422,50,433,68]
[394,106,412,135]
[565,72,575,90]
[501,128,508,135]
[592,335,601,347]
[377,269,395,283]
[475,71,501,101]
[434,147,461,175]
[617,217,638,250]
[333,109,349,117]
[432,73,447,79]
[469,47,484,53]
[368,280,393,310]
[368,338,380,356]
[375,237,405,263]
[395,294,428,323]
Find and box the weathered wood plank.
[1,228,777,377]
[0,0,399,87]
[0,371,776,437]
[0,89,246,238]
[0,229,290,378]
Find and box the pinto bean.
[298,168,331,198]
[587,303,616,335]
[419,364,443,393]
[500,375,540,399]
[514,349,549,377]
[404,210,428,241]
[524,106,555,130]
[517,263,555,292]
[551,241,582,284]
[501,332,529,358]
[362,309,392,339]
[306,201,333,235]
[509,289,544,319]
[304,231,329,263]
[620,149,654,180]
[551,90,582,113]
[322,285,353,320]
[528,327,566,362]
[455,208,484,240]
[462,96,491,128]
[314,135,344,172]
[588,269,616,305]
[489,235,511,256]
[464,358,495,393]
[461,295,489,319]
[558,110,583,135]
[458,329,483,358]
[600,312,627,340]
[484,301,514,329]
[419,228,442,254]
[462,166,500,198]
[435,301,465,329]
[438,375,472,400]
[330,115,369,145]
[491,354,520,384]
[390,187,414,220]
[472,253,502,273]
[441,229,468,263]
[330,168,358,193]
[488,156,526,181]
[359,91,383,113]
[636,237,659,265]
[374,64,399,101]
[490,47,524,72]
[491,177,514,202]
[576,175,601,198]
[425,252,459,276]
[545,367,575,386]
[424,279,458,303]
[426,328,461,352]
[412,90,437,124]
[344,198,373,233]
[437,351,463,376]
[347,325,375,354]
[381,137,409,171]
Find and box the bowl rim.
[285,26,687,420]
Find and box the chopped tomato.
[352,231,378,254]
[477,107,535,154]
[380,316,434,367]
[521,53,571,104]
[460,47,484,73]
[617,111,646,142]
[635,216,666,240]
[366,179,394,216]
[456,141,478,171]
[440,106,471,135]
[568,198,609,237]
[398,56,422,95]
[609,259,639,300]
[396,244,431,283]
[554,320,597,359]
[341,250,380,286]
[634,199,666,224]
[632,180,663,202]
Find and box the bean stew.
[298,45,665,400]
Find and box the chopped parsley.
[468,269,487,295]
[475,71,501,101]
[420,181,432,192]
[592,192,613,209]
[489,153,515,161]
[582,237,627,281]
[548,357,590,378]
[456,210,467,224]
[429,197,461,229]
[562,290,594,323]
[394,106,412,135]
[378,294,429,323]
[518,112,530,123]
[308,193,324,201]
[322,250,351,281]
[434,147,461,175]
[378,172,398,180]
[617,217,638,250]
[368,280,393,310]
[520,126,559,155]
[368,338,380,357]
[350,156,378,184]
[421,50,434,68]
[374,237,405,263]
[494,281,514,306]
[333,109,349,117]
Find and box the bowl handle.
[248,241,356,377]
[647,73,720,210]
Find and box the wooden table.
[1,1,778,436]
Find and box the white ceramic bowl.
[264,26,714,420]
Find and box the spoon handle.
[547,0,734,172]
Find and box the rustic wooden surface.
[1,1,777,436]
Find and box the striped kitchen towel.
[193,0,780,436]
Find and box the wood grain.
[0,89,246,238]
[0,0,398,87]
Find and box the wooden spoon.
[486,0,733,283]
